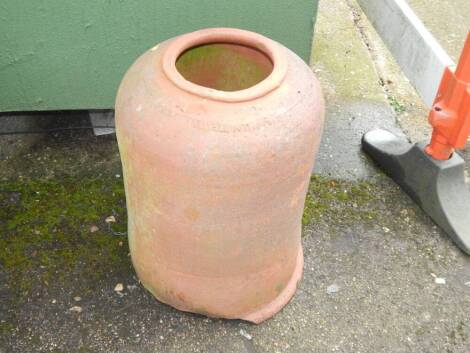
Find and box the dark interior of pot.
[175,43,274,92]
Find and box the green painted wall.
[0,0,318,112]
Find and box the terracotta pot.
[115,28,324,323]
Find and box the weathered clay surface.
[115,28,325,322]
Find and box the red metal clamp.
[426,32,470,160]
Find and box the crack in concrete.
[344,0,419,143]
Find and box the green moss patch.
[0,177,130,299]
[0,172,384,301]
[302,174,378,228]
[387,95,406,114]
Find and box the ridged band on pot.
[115,27,325,323]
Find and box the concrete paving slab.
[314,99,404,180]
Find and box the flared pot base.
[140,246,304,324]
[240,246,304,323]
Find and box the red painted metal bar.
[426,32,470,160]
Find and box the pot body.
[115,28,324,323]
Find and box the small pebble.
[240,329,252,340]
[90,225,99,233]
[435,277,446,285]
[465,281,470,287]
[69,306,82,313]
[114,283,124,292]
[382,227,390,233]
[74,296,81,302]
[105,215,116,223]
[327,284,339,294]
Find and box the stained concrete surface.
[0,113,48,159]
[406,0,470,63]
[314,99,405,180]
[1,0,470,352]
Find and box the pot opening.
[175,42,274,92]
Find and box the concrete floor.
[407,0,470,62]
[1,1,470,352]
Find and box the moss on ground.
[302,174,378,228]
[387,95,406,114]
[310,0,385,101]
[0,177,130,300]
[0,171,382,302]
[0,322,14,336]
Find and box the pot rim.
[162,27,288,103]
